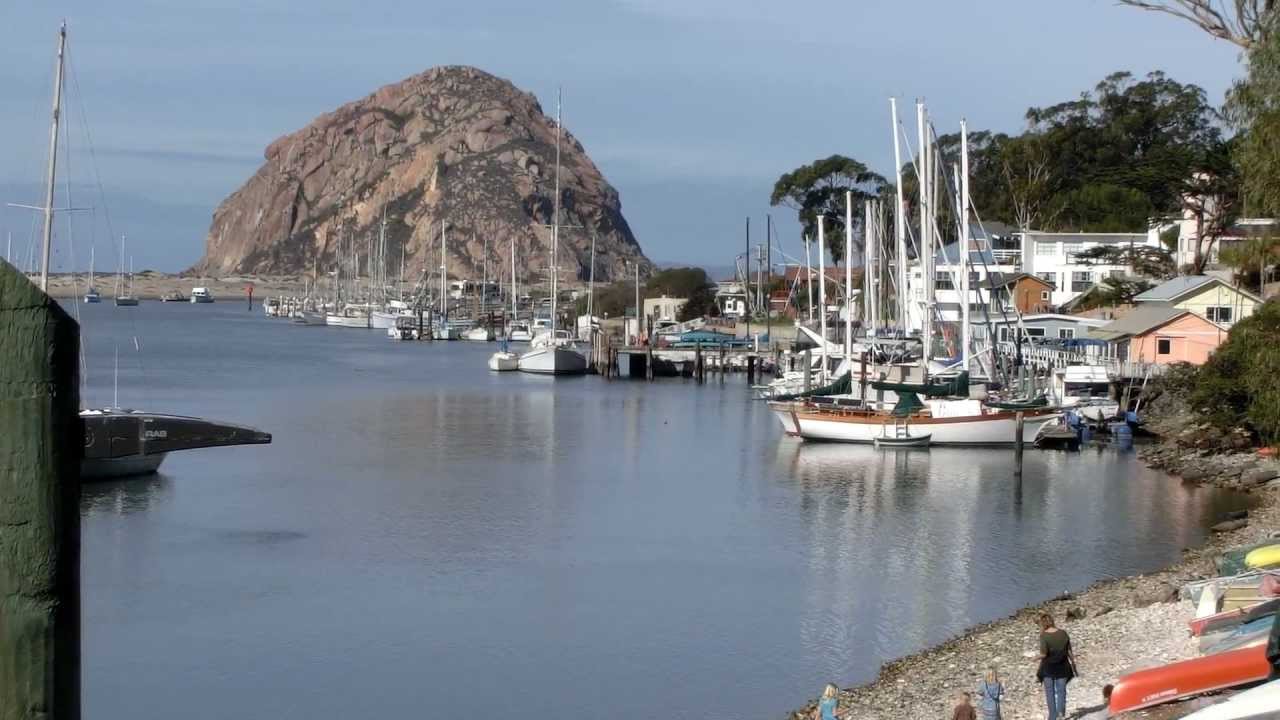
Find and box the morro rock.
[192,66,650,283]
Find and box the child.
[952,691,977,720]
[815,683,842,720]
[976,666,1003,720]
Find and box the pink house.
[1089,304,1228,365]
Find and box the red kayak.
[1190,598,1280,636]
[1109,644,1272,715]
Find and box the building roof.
[1088,304,1192,341]
[1134,275,1263,304]
[989,313,1107,327]
[980,272,1055,290]
[1020,231,1149,244]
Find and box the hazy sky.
[1,1,1245,274]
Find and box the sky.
[0,0,1247,275]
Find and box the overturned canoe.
[1109,644,1272,715]
[1245,545,1280,571]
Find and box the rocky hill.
[192,66,650,284]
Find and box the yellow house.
[1132,275,1262,327]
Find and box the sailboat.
[517,89,588,375]
[114,234,138,306]
[83,244,100,302]
[24,23,270,479]
[769,103,1057,445]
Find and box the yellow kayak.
[1244,544,1280,569]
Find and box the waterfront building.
[1132,275,1262,328]
[1089,304,1227,365]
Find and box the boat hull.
[1184,678,1280,719]
[325,314,371,328]
[1109,644,1272,715]
[488,352,519,371]
[787,406,1059,445]
[517,346,588,375]
[114,297,139,307]
[81,409,271,481]
[370,311,401,329]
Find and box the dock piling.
[0,261,82,720]
[1014,410,1025,475]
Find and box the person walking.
[976,666,1003,720]
[1036,613,1076,720]
[951,691,977,720]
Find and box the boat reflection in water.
[772,439,1250,686]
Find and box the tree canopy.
[770,155,889,262]
[581,267,717,322]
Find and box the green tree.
[1074,243,1177,278]
[770,155,889,263]
[1190,299,1280,444]
[1227,15,1280,218]
[1219,235,1280,293]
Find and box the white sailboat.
[517,89,587,376]
[114,235,138,306]
[83,244,100,302]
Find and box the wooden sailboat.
[83,244,100,302]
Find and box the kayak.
[1246,545,1280,570]
[1182,678,1280,719]
[1191,599,1280,637]
[1109,644,1272,715]
[1220,536,1280,576]
[1199,616,1275,656]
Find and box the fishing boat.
[189,287,214,303]
[1183,678,1280,719]
[325,304,372,328]
[81,408,271,480]
[1108,644,1272,715]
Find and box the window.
[1110,269,1125,280]
[1206,306,1233,324]
[1041,290,1051,301]
[999,327,1010,342]
[1157,338,1172,355]
[1071,271,1093,292]
[1059,328,1076,339]
[934,271,954,290]
[969,271,980,286]
[1024,327,1046,337]
[1064,241,1084,258]
[1037,272,1056,286]
[1035,242,1057,257]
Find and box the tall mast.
[804,233,813,323]
[817,217,828,382]
[890,98,907,334]
[844,192,853,359]
[481,233,488,315]
[511,238,517,319]
[960,120,972,372]
[440,221,447,320]
[863,199,873,339]
[39,21,67,292]
[586,232,596,339]
[550,87,562,335]
[917,101,931,379]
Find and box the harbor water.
[75,302,1246,720]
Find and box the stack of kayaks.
[1219,538,1280,577]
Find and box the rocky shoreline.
[789,441,1280,720]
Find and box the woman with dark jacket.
[1036,613,1076,720]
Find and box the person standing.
[814,683,843,720]
[1036,613,1075,720]
[976,666,1003,720]
[951,691,977,720]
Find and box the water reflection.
[80,474,171,515]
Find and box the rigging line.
[61,94,90,402]
[69,49,149,401]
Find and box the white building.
[643,296,687,323]
[1017,231,1155,306]
[714,282,747,318]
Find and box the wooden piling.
[747,355,756,385]
[803,349,811,394]
[1014,410,1025,475]
[0,261,82,720]
[695,343,704,384]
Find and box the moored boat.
[517,345,587,375]
[81,408,272,480]
[189,287,214,303]
[1108,644,1272,715]
[488,350,519,371]
[783,400,1059,445]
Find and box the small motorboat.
[1035,421,1081,450]
[81,408,271,480]
[1108,644,1272,715]
[189,287,214,303]
[83,287,101,303]
[873,434,931,449]
[160,290,186,302]
[1183,678,1280,719]
[488,351,519,371]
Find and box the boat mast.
[38,22,67,292]
[89,244,94,288]
[863,199,873,339]
[586,231,596,339]
[550,87,562,336]
[804,233,813,324]
[890,98,907,335]
[511,238,517,320]
[917,101,931,380]
[844,191,853,359]
[817,217,828,382]
[960,119,972,373]
[481,233,488,316]
[440,221,447,321]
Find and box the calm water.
[72,301,1243,720]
